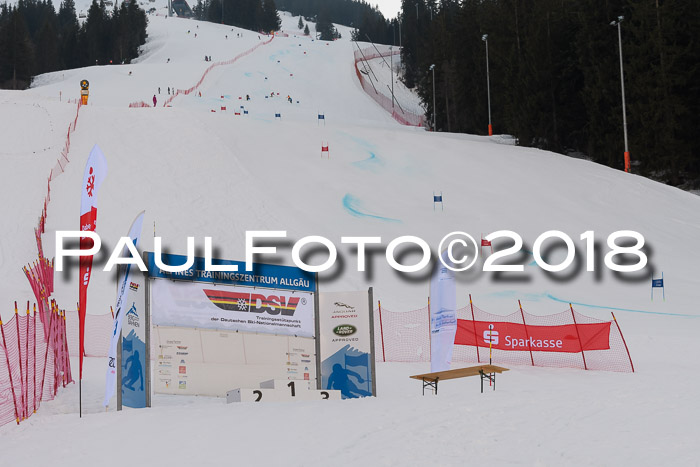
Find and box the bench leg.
[422,378,438,395]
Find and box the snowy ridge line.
[160,34,275,107]
[353,46,425,128]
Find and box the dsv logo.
[203,290,301,316]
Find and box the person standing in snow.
[158,87,160,94]
[153,94,157,107]
[167,87,170,95]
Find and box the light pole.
[611,16,630,173]
[482,34,492,136]
[390,46,394,109]
[429,64,436,131]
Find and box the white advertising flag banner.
[429,250,457,373]
[103,211,145,407]
[319,291,374,398]
[151,280,314,338]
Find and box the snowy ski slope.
[0,11,699,466]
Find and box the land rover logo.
[333,324,356,336]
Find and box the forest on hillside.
[398,0,700,187]
[0,0,147,89]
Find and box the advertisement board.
[151,280,315,338]
[318,290,375,399]
[119,269,148,408]
[147,252,316,292]
[154,326,317,396]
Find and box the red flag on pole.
[79,145,108,380]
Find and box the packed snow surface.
[0,11,699,467]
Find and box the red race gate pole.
[570,304,588,370]
[377,300,386,362]
[25,302,30,418]
[518,300,535,366]
[612,312,634,372]
[14,302,25,420]
[0,313,20,424]
[469,294,480,363]
[33,303,37,413]
[38,304,54,406]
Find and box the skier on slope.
[153,94,157,107]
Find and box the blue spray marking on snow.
[342,194,401,223]
[351,152,385,173]
[486,290,697,317]
[244,72,253,77]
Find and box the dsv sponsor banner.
[454,320,611,353]
[151,280,314,338]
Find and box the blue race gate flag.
[651,272,665,300]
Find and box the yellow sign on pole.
[80,79,90,105]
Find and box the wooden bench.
[410,365,509,395]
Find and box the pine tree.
[303,23,309,35]
[297,15,303,29]
[0,8,35,89]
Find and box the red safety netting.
[0,304,71,428]
[354,46,426,128]
[128,101,152,108]
[374,302,634,372]
[160,35,275,108]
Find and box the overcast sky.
[373,0,401,19]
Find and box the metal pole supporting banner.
[367,287,377,396]
[518,300,534,366]
[145,268,151,408]
[313,272,321,390]
[570,304,588,370]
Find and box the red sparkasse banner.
[454,319,611,353]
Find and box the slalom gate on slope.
[129,35,275,108]
[374,300,634,372]
[0,301,72,427]
[354,46,426,128]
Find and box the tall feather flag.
[429,249,457,373]
[104,211,145,407]
[79,145,108,380]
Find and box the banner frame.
[314,272,321,390]
[144,262,151,408]
[368,287,376,396]
[144,252,321,398]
